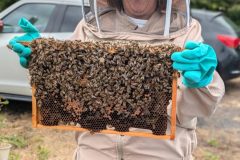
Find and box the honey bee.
[28,38,180,135]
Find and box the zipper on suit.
[116,135,124,160]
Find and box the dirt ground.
[193,77,240,160]
[0,78,240,160]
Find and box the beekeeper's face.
[122,0,158,19]
[86,0,191,36]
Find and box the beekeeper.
[9,0,225,159]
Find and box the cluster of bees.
[28,38,181,135]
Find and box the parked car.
[0,2,239,101]
[0,0,90,101]
[192,9,240,81]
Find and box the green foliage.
[0,135,28,148]
[0,97,9,111]
[204,151,220,160]
[0,0,19,12]
[37,146,50,160]
[9,152,21,160]
[191,0,240,26]
[228,5,240,26]
[0,114,6,128]
[207,139,219,147]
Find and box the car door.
[0,3,57,98]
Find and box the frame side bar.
[32,86,38,128]
[170,72,178,140]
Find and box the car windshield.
[213,14,240,37]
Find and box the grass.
[0,114,6,128]
[37,145,50,160]
[30,135,44,144]
[9,152,21,160]
[207,139,219,148]
[0,135,27,148]
[204,151,220,160]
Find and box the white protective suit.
[70,0,225,159]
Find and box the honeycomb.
[27,38,180,138]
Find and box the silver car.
[0,0,90,101]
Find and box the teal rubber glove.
[9,18,40,68]
[171,41,217,88]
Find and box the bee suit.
[71,0,225,159]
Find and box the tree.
[191,0,240,26]
[0,0,19,12]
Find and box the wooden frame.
[32,72,178,140]
[8,40,180,140]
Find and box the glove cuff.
[182,74,213,88]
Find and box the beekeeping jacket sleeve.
[70,10,225,160]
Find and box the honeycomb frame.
[32,72,178,140]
